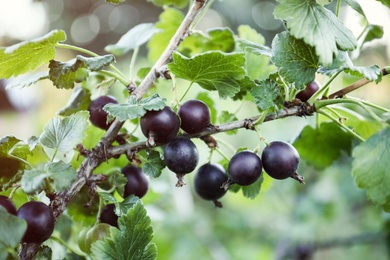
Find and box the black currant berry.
[121,165,149,199]
[178,100,211,134]
[99,204,118,228]
[228,151,262,186]
[261,141,302,181]
[140,106,180,145]
[17,201,55,243]
[295,80,320,102]
[88,95,118,130]
[164,137,199,186]
[0,195,17,215]
[194,163,228,203]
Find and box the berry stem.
[290,172,305,184]
[307,71,342,104]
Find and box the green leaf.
[147,8,184,61]
[104,93,166,122]
[49,54,115,89]
[179,28,235,56]
[274,0,357,66]
[141,150,165,178]
[271,31,319,89]
[293,123,353,169]
[117,196,140,216]
[363,24,384,44]
[344,0,366,18]
[107,170,128,197]
[5,72,49,89]
[105,0,125,4]
[0,207,27,259]
[91,201,157,260]
[58,86,92,116]
[241,175,264,199]
[168,51,255,99]
[375,0,390,8]
[148,0,188,8]
[0,136,25,180]
[39,111,90,153]
[218,111,238,135]
[352,127,390,211]
[105,23,160,56]
[318,52,382,83]
[0,30,66,78]
[251,78,283,111]
[21,169,47,194]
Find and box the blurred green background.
[1,0,390,259]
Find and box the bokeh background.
[1,0,390,259]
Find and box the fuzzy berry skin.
[121,165,149,199]
[140,106,180,145]
[88,95,118,130]
[178,100,211,134]
[261,141,300,180]
[0,195,17,215]
[17,201,55,243]
[194,163,228,201]
[228,151,262,186]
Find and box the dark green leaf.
[91,201,157,260]
[147,8,183,61]
[318,52,382,83]
[352,127,390,211]
[105,23,160,56]
[49,54,115,89]
[293,123,353,169]
[363,24,384,44]
[0,136,25,180]
[251,78,283,111]
[169,51,255,99]
[0,207,27,259]
[58,86,92,116]
[142,150,165,178]
[271,31,319,89]
[39,111,90,153]
[104,93,166,121]
[241,175,264,199]
[375,0,390,8]
[0,30,66,78]
[108,170,128,197]
[274,0,357,66]
[117,196,140,216]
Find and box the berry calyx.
[194,163,228,207]
[228,151,262,186]
[261,141,303,183]
[99,204,118,228]
[140,106,180,146]
[163,137,199,187]
[17,201,55,243]
[295,80,320,102]
[88,95,118,130]
[0,195,17,215]
[121,165,149,199]
[178,99,211,134]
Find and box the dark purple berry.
[121,165,149,199]
[295,80,320,102]
[178,100,211,134]
[228,151,262,186]
[17,201,55,243]
[0,195,17,215]
[88,96,118,130]
[194,163,228,201]
[140,106,180,145]
[99,204,118,228]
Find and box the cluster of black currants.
[0,195,55,244]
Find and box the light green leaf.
[147,8,184,61]
[274,0,357,66]
[0,136,25,180]
[293,123,353,169]
[91,201,157,260]
[108,170,128,197]
[169,51,255,99]
[6,72,49,89]
[363,24,384,44]
[58,86,91,116]
[105,23,160,56]
[148,0,188,8]
[0,30,66,78]
[0,207,27,259]
[21,169,47,194]
[344,0,366,18]
[141,150,165,178]
[241,175,264,199]
[104,93,166,121]
[39,111,90,152]
[318,52,382,83]
[49,54,115,89]
[251,78,282,111]
[45,161,77,191]
[352,127,390,211]
[271,31,319,89]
